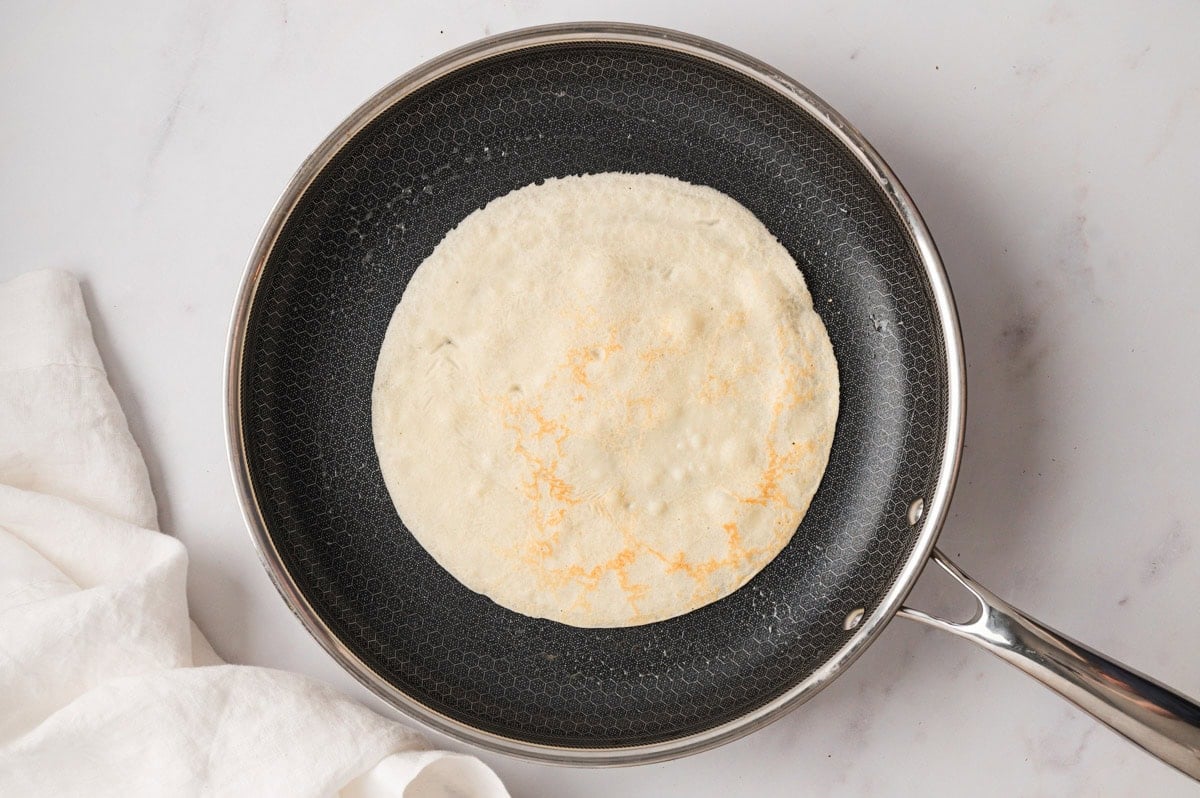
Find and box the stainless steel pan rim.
[224,21,966,766]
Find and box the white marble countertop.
[3,2,1198,795]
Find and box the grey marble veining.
[1,2,1197,795]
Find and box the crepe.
[372,173,838,627]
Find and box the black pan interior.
[241,42,949,747]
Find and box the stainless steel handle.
[899,548,1200,780]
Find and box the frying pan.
[226,23,1200,775]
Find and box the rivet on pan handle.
[900,548,1200,780]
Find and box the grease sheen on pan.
[372,173,839,627]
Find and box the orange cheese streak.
[739,324,817,509]
[492,317,815,617]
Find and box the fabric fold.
[0,270,507,797]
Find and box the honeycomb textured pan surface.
[240,41,950,746]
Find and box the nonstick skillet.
[226,23,1200,775]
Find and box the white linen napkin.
[0,270,509,798]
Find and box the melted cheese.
[372,173,838,627]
